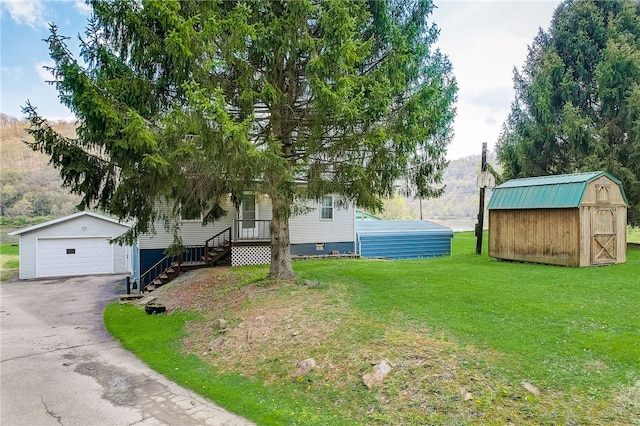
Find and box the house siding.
[139,196,355,250]
[138,198,236,249]
[290,242,355,256]
[289,200,356,245]
[137,195,356,270]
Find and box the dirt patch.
[151,267,637,425]
[169,269,351,382]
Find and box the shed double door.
[591,208,617,264]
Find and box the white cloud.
[74,0,92,16]
[35,60,57,82]
[0,0,47,28]
[432,0,560,158]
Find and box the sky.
[0,0,561,160]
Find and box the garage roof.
[8,211,130,235]
[487,171,628,210]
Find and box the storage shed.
[356,220,453,259]
[488,171,628,266]
[8,211,132,279]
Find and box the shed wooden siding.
[579,205,627,265]
[488,172,628,267]
[489,209,581,266]
[581,176,627,205]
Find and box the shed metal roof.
[356,219,453,236]
[488,171,628,210]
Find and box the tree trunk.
[268,193,296,280]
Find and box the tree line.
[497,0,640,225]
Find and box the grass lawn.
[630,226,640,243]
[0,244,19,282]
[106,232,640,425]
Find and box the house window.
[66,248,76,254]
[320,196,333,220]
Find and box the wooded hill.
[0,114,80,218]
[381,152,497,224]
[0,114,494,223]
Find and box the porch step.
[141,227,232,293]
[118,294,144,302]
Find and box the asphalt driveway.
[0,274,252,426]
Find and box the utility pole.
[475,142,488,255]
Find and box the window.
[66,248,76,254]
[320,196,333,220]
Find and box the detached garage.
[8,211,132,279]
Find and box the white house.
[134,193,356,288]
[8,211,132,279]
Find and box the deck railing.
[204,227,232,265]
[139,227,232,291]
[234,219,271,241]
[139,252,183,291]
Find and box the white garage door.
[37,237,114,277]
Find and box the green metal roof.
[356,210,382,220]
[488,171,628,210]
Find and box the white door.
[240,194,258,239]
[37,237,114,277]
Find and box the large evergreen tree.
[24,0,457,279]
[497,0,640,225]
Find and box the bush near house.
[106,232,639,425]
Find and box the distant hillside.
[0,113,498,227]
[0,114,81,217]
[379,152,498,229]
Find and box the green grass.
[105,233,640,425]
[298,233,640,389]
[0,244,19,281]
[629,226,640,243]
[104,304,345,425]
[0,244,19,256]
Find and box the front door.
[240,193,257,239]
[592,208,616,264]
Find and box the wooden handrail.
[139,227,233,292]
[204,227,232,266]
[140,253,179,291]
